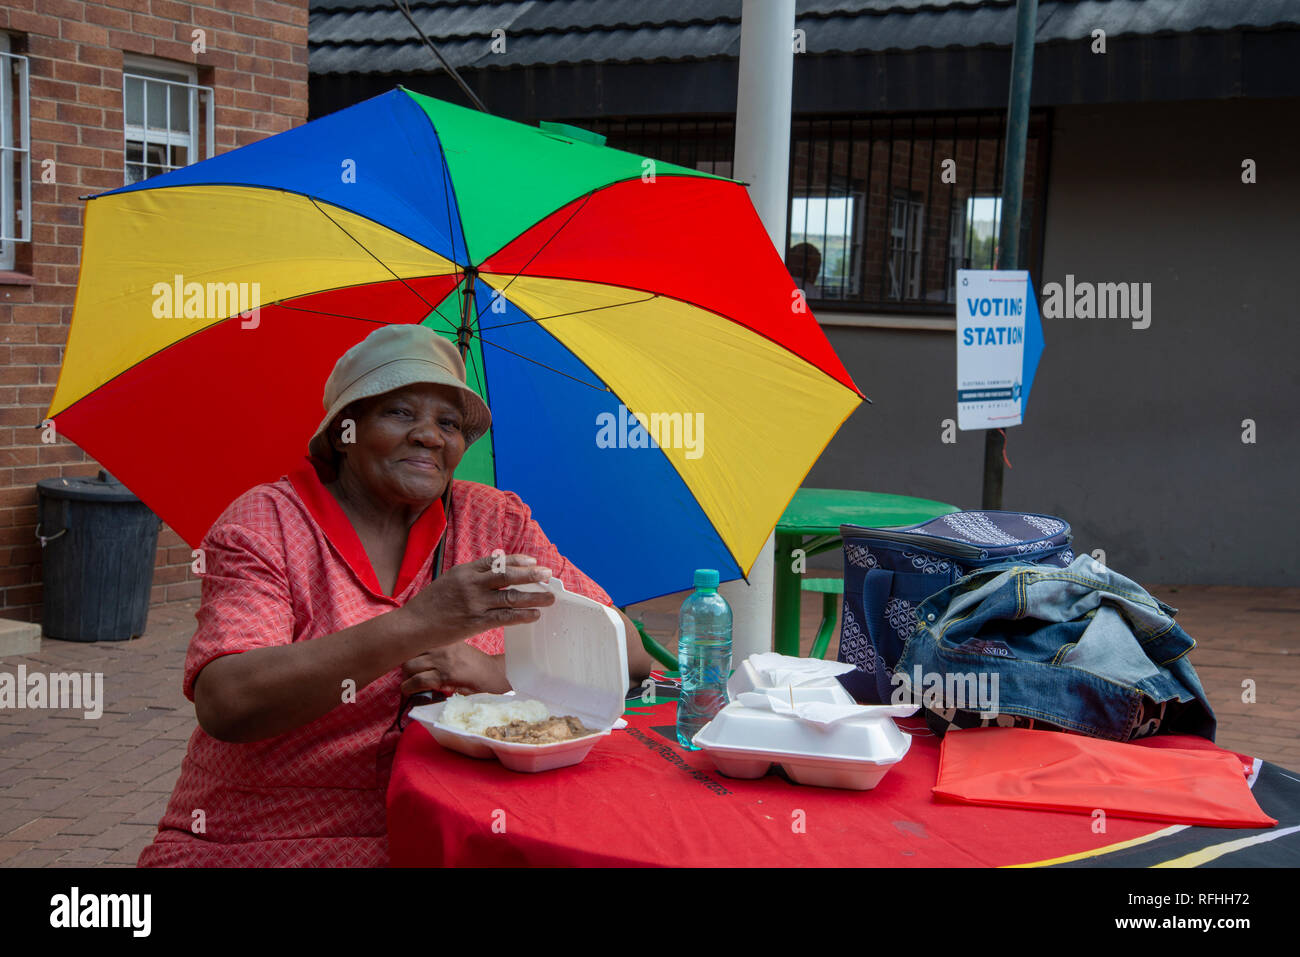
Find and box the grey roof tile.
[309,0,1300,75]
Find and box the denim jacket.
[895,554,1216,741]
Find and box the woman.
[138,324,654,867]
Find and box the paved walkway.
[1,581,1296,867]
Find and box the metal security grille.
[0,44,31,265]
[122,70,215,185]
[575,111,1048,317]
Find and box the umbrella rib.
[307,196,462,337]
[473,334,610,393]
[471,190,596,326]
[477,292,660,331]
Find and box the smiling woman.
[137,324,652,868]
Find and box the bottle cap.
[693,569,720,590]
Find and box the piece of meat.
[483,715,598,744]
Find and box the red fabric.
[138,457,614,868]
[479,177,861,394]
[934,727,1277,828]
[385,701,1259,867]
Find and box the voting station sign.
[956,269,1045,431]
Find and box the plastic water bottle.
[676,569,733,750]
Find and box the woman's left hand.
[400,642,510,697]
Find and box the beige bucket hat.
[307,324,492,466]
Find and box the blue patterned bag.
[836,510,1073,702]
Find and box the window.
[947,195,1002,302]
[122,56,213,185]
[888,189,924,301]
[790,112,1047,315]
[0,33,31,271]
[790,187,864,299]
[560,110,1047,321]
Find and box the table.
[772,488,959,655]
[386,693,1300,867]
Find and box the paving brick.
[5,816,70,841]
[1,846,63,867]
[82,822,156,851]
[0,841,35,864]
[53,845,111,865]
[56,811,126,836]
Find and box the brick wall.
[0,0,307,624]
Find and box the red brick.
[0,323,38,342]
[77,45,122,69]
[152,38,200,62]
[7,10,60,36]
[60,20,110,45]
[130,13,173,38]
[77,85,121,109]
[192,7,233,29]
[0,365,40,384]
[11,466,60,485]
[166,581,200,601]
[37,443,85,465]
[152,564,186,585]
[56,102,103,127]
[30,77,80,102]
[86,6,133,31]
[26,35,78,60]
[19,386,56,406]
[79,125,121,149]
[107,30,153,55]
[0,406,40,426]
[0,565,35,587]
[0,486,35,507]
[152,0,193,22]
[0,447,38,468]
[52,60,103,86]
[4,583,42,606]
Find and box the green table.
[772,488,959,656]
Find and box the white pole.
[722,0,796,662]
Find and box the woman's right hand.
[399,552,556,647]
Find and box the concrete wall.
[807,98,1299,586]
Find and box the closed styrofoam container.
[727,657,856,705]
[692,701,915,790]
[408,577,627,773]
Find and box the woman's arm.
[399,606,655,700]
[193,554,554,743]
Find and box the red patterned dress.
[137,457,614,867]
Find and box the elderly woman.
[138,324,654,867]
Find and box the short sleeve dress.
[136,457,615,867]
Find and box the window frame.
[0,33,32,271]
[121,54,214,186]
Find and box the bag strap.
[862,567,952,634]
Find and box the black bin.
[36,471,162,642]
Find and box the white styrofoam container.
[726,657,856,705]
[692,701,916,790]
[408,577,627,773]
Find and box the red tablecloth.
[386,699,1269,867]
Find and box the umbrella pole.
[458,267,475,362]
[723,0,797,659]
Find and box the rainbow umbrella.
[48,88,865,605]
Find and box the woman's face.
[332,383,467,506]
